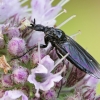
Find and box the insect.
[29,19,100,79]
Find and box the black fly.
[29,19,100,79]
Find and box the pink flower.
[8,37,26,56]
[20,53,30,64]
[85,75,99,88]
[1,74,13,87]
[28,55,66,97]
[72,74,99,100]
[12,66,28,84]
[75,74,99,89]
[0,0,29,23]
[7,27,20,39]
[43,89,56,100]
[31,0,62,26]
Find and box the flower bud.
[12,66,28,84]
[20,53,30,64]
[43,90,56,100]
[7,27,20,39]
[1,74,13,87]
[8,37,26,56]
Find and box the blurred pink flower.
[7,27,20,39]
[0,0,30,23]
[43,89,56,100]
[31,0,61,26]
[0,90,28,100]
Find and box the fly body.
[28,19,100,79]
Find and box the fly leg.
[40,35,49,48]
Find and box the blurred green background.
[26,0,100,95]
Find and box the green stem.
[4,84,22,91]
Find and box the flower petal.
[43,6,62,20]
[51,75,62,82]
[27,74,35,84]
[40,79,54,91]
[32,64,48,74]
[41,55,54,72]
[7,90,22,99]
[31,0,46,19]
[28,31,45,47]
[42,19,56,27]
[27,74,40,90]
[40,73,62,91]
[22,94,28,100]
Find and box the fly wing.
[61,35,100,78]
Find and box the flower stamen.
[57,15,76,28]
[54,53,69,68]
[20,0,28,5]
[50,0,54,4]
[57,0,70,7]
[25,8,32,12]
[61,0,70,7]
[70,30,81,40]
[54,9,67,19]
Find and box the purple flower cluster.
[0,0,99,100]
